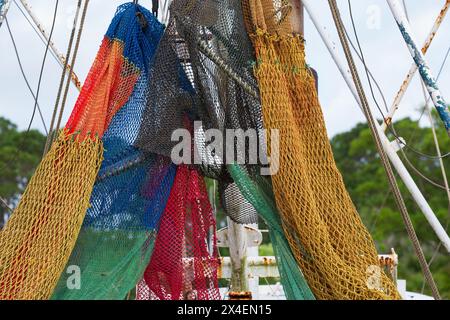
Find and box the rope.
[52,0,90,144]
[43,0,83,156]
[0,0,59,178]
[5,18,48,134]
[196,39,259,99]
[0,196,13,213]
[328,0,441,300]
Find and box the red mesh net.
[137,164,220,300]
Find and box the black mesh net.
[134,0,266,224]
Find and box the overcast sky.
[0,0,449,138]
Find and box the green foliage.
[0,117,46,227]
[331,113,450,299]
[259,243,274,256]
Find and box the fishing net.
[241,0,400,299]
[0,132,102,300]
[52,155,176,300]
[227,164,314,300]
[51,3,173,300]
[134,0,263,183]
[133,0,314,299]
[0,3,162,300]
[138,164,220,300]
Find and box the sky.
[0,0,449,138]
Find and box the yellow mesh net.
[0,131,103,299]
[242,0,400,299]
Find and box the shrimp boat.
[0,0,448,300]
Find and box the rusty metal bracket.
[216,225,263,248]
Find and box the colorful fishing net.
[51,3,172,300]
[241,0,400,299]
[0,133,102,300]
[132,0,314,300]
[0,0,402,301]
[137,164,220,300]
[0,2,164,300]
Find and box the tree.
[331,113,450,299]
[0,117,45,227]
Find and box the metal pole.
[18,0,81,91]
[0,0,11,28]
[219,182,262,299]
[303,0,450,253]
[382,0,450,130]
[387,0,450,136]
[226,217,250,296]
[290,0,304,35]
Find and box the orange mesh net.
[241,0,400,299]
[66,39,139,139]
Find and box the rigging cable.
[344,3,450,259]
[420,80,450,292]
[346,0,450,188]
[346,1,450,199]
[43,0,83,155]
[4,18,48,134]
[25,0,58,137]
[401,0,450,294]
[348,2,450,296]
[330,0,441,299]
[393,44,450,191]
[346,1,450,160]
[12,0,62,68]
[52,0,90,143]
[0,0,59,176]
[362,38,450,189]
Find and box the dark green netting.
[228,164,315,300]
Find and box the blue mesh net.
[52,3,173,300]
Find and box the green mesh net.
[228,164,315,300]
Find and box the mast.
[17,0,81,91]
[303,0,450,253]
[387,0,450,136]
[381,0,450,130]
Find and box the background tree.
[0,116,45,227]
